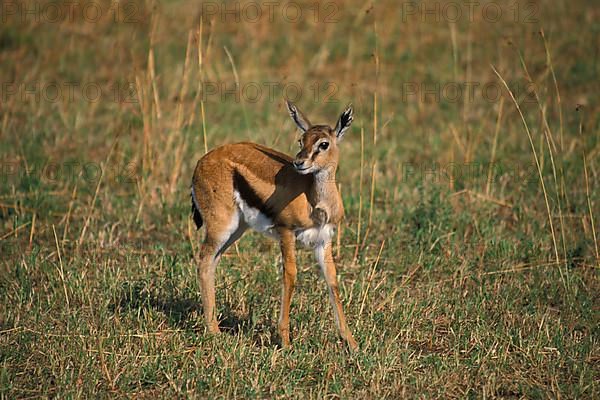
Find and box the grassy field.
[1,0,599,397]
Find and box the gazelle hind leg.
[197,207,244,333]
[315,242,358,351]
[197,239,221,333]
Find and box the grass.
[1,0,599,398]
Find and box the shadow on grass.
[112,281,279,347]
[111,281,201,328]
[218,303,281,348]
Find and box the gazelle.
[190,101,357,350]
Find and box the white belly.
[233,190,333,247]
[233,190,278,238]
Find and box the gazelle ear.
[286,101,311,133]
[334,104,353,141]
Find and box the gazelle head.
[286,101,354,175]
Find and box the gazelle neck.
[314,165,337,194]
[311,165,343,223]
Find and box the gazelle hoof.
[346,336,359,352]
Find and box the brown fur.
[191,103,357,350]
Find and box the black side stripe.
[232,171,276,220]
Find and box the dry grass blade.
[62,184,78,243]
[359,240,385,317]
[0,221,31,241]
[491,65,560,266]
[198,20,209,155]
[353,124,365,264]
[78,134,120,247]
[52,225,69,311]
[224,45,249,135]
[578,112,599,262]
[28,213,36,249]
[486,97,504,195]
[515,49,567,267]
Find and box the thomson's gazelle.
[191,101,357,350]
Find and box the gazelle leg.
[315,242,358,351]
[198,240,221,333]
[277,229,297,347]
[197,211,246,334]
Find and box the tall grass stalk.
[353,124,365,264]
[516,50,567,268]
[491,66,560,267]
[62,183,77,243]
[358,239,385,318]
[52,225,69,312]
[78,135,119,248]
[486,97,504,195]
[541,30,572,229]
[367,20,379,231]
[224,46,250,136]
[135,74,152,176]
[198,20,209,154]
[168,30,194,197]
[149,15,162,120]
[578,113,599,262]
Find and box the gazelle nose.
[293,160,305,169]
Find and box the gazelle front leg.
[315,242,358,351]
[277,229,297,347]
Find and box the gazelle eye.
[297,139,303,148]
[319,142,329,151]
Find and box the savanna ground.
[0,0,599,398]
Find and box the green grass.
[1,0,599,398]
